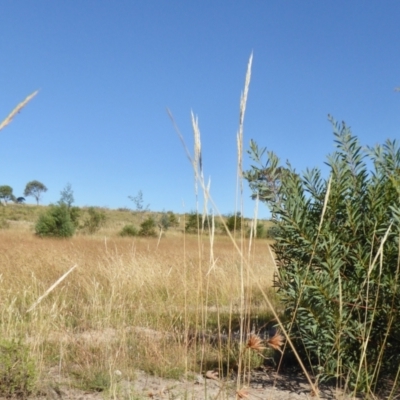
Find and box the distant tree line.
[0,180,47,205]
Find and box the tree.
[24,180,47,205]
[0,185,15,204]
[128,190,150,213]
[244,139,295,214]
[59,183,74,208]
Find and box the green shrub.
[119,224,138,237]
[35,204,75,237]
[139,216,157,237]
[265,224,279,239]
[0,338,37,398]
[80,207,106,234]
[185,211,211,233]
[69,206,81,228]
[248,222,267,238]
[225,212,242,232]
[166,211,179,227]
[159,212,171,231]
[245,117,400,392]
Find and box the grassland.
[0,205,279,397]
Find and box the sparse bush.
[185,211,211,233]
[265,224,280,239]
[119,224,138,237]
[80,207,106,234]
[0,338,37,398]
[0,219,9,229]
[159,212,171,231]
[139,216,157,237]
[225,212,242,232]
[69,206,81,228]
[166,211,179,227]
[245,118,400,392]
[35,204,75,238]
[248,222,267,238]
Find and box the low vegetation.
[0,227,276,397]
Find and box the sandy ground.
[27,367,373,400]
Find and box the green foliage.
[167,211,179,227]
[128,190,150,213]
[139,216,157,237]
[80,207,106,234]
[69,206,81,228]
[245,117,400,392]
[119,224,138,237]
[248,222,267,238]
[59,182,74,208]
[0,185,15,204]
[225,212,242,232]
[24,180,48,205]
[159,212,171,231]
[265,224,280,239]
[35,204,75,237]
[185,211,211,233]
[0,338,37,398]
[159,211,179,231]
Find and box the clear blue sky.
[1,1,400,218]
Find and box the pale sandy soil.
[17,367,371,400]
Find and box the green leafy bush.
[35,204,75,237]
[139,216,157,237]
[69,206,81,228]
[245,117,400,392]
[80,207,106,234]
[0,338,37,398]
[185,211,211,233]
[225,212,242,232]
[119,224,138,237]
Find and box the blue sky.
[1,1,399,218]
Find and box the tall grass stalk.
[0,90,38,131]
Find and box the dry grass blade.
[27,264,77,312]
[0,90,39,131]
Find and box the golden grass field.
[0,214,279,395]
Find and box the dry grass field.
[0,218,280,397]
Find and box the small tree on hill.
[128,190,150,213]
[0,185,15,204]
[59,183,74,208]
[24,180,47,205]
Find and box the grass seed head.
[246,334,266,352]
[267,330,284,353]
